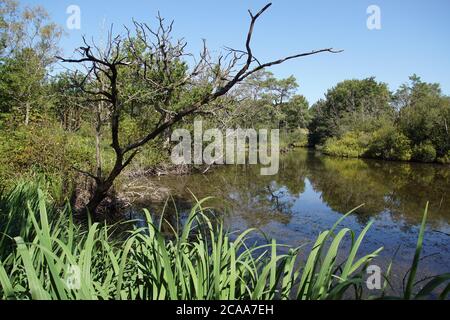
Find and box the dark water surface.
[127,148,450,292]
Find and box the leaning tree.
[58,3,341,215]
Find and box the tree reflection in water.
[125,148,450,283]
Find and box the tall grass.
[0,183,448,300]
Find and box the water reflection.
[304,151,450,227]
[132,149,449,228]
[126,148,450,280]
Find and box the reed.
[0,183,448,300]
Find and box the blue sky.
[21,0,450,104]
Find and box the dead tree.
[58,3,342,215]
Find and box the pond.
[125,148,450,293]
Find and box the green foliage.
[412,141,437,163]
[0,118,168,195]
[0,122,93,190]
[0,48,47,123]
[214,71,310,131]
[366,125,412,161]
[280,128,309,149]
[0,179,47,258]
[310,75,449,164]
[308,78,392,146]
[307,100,333,146]
[322,131,370,158]
[0,0,62,64]
[0,0,62,123]
[48,72,85,131]
[437,151,450,165]
[322,126,438,163]
[396,76,450,158]
[281,95,311,129]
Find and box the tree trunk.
[85,177,115,216]
[85,184,108,216]
[85,157,126,216]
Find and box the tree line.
[309,75,450,164]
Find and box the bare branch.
[239,48,343,81]
[72,166,100,183]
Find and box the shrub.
[366,126,412,161]
[322,131,370,158]
[412,141,437,163]
[281,128,309,149]
[437,150,450,164]
[0,122,95,193]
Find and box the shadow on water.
[125,148,450,291]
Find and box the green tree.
[0,48,46,124]
[281,94,310,129]
[206,70,309,131]
[308,77,393,146]
[0,0,62,124]
[396,75,450,158]
[49,72,86,132]
[0,0,62,63]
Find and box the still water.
[126,148,450,291]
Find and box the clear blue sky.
[21,0,450,104]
